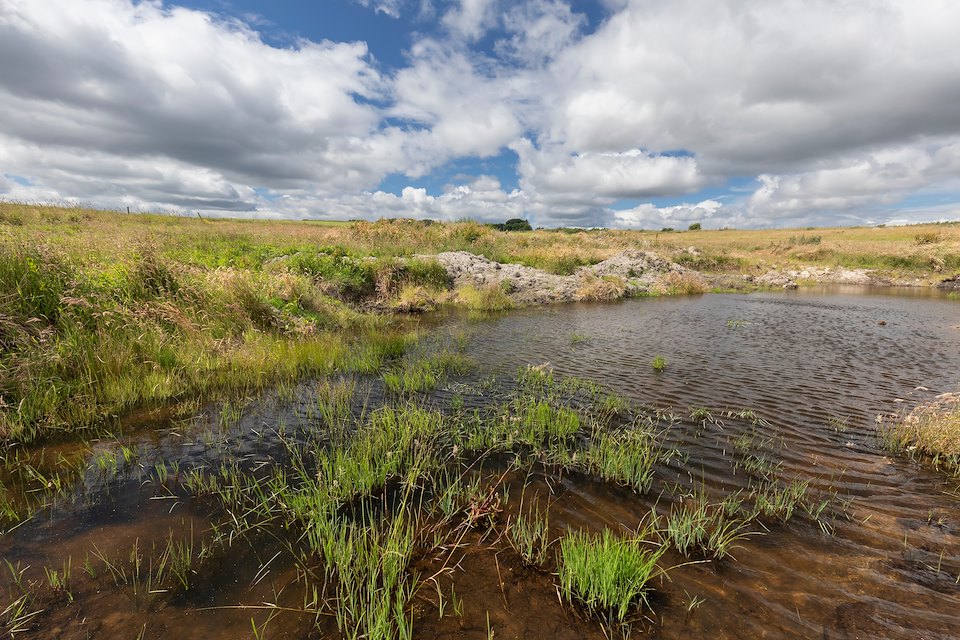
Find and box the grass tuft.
[558,527,664,624]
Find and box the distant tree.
[688,222,702,231]
[661,227,675,232]
[502,218,533,231]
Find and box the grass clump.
[456,283,514,311]
[880,394,960,476]
[574,275,627,302]
[583,428,663,493]
[558,527,664,624]
[661,492,754,560]
[507,500,551,566]
[656,271,708,295]
[651,355,667,372]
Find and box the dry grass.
[655,271,709,295]
[574,275,627,302]
[3,202,957,281]
[881,393,960,476]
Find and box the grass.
[880,395,960,476]
[558,527,665,625]
[456,283,514,311]
[660,491,754,560]
[651,355,667,372]
[507,499,551,566]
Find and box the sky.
[1,0,960,229]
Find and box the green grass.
[651,355,668,372]
[456,283,515,311]
[660,492,754,560]
[558,527,665,624]
[507,499,551,566]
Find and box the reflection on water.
[1,287,959,639]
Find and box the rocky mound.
[433,250,703,305]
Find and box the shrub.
[688,222,702,231]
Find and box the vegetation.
[0,201,946,637]
[880,395,960,476]
[558,527,665,625]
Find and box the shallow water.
[449,286,960,638]
[2,287,959,639]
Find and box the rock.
[433,250,695,306]
[936,274,960,290]
[783,281,799,289]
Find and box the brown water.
[2,286,959,639]
[450,286,960,639]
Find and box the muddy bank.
[434,250,704,305]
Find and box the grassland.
[1,201,958,444]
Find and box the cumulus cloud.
[611,200,724,230]
[441,0,499,41]
[1,0,959,228]
[747,139,960,219]
[514,140,707,203]
[495,0,585,66]
[0,0,386,190]
[546,0,960,174]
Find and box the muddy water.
[449,286,960,639]
[2,287,959,639]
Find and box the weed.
[651,356,667,372]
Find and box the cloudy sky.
[2,0,959,228]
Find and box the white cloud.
[352,0,407,18]
[1,0,960,228]
[495,0,585,66]
[611,200,724,230]
[545,0,960,174]
[514,140,707,202]
[0,0,386,190]
[441,0,499,41]
[747,139,960,218]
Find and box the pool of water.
[449,286,960,639]
[1,287,958,639]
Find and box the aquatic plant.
[558,527,665,624]
[661,491,755,560]
[507,499,551,566]
[583,428,663,493]
[651,355,668,372]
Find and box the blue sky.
[1,0,959,228]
